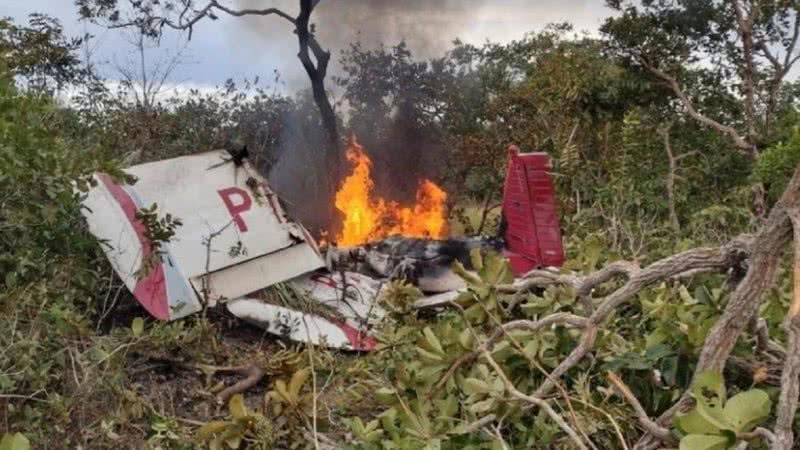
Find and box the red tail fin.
[502,145,565,276]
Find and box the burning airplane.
[79,140,563,350]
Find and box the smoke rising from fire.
[241,0,487,235]
[236,0,488,86]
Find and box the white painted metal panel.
[195,243,324,303]
[226,299,377,351]
[124,151,302,277]
[80,150,324,320]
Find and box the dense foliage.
[2,3,800,449]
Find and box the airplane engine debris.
[79,145,564,351]
[326,236,503,293]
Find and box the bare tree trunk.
[732,1,759,158]
[694,165,800,375]
[773,208,800,450]
[295,0,341,231]
[296,0,340,166]
[659,126,680,233]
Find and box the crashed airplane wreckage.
[79,145,564,351]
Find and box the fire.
[334,137,447,246]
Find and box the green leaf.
[350,417,366,434]
[416,346,444,362]
[582,235,603,271]
[678,285,695,304]
[674,409,721,435]
[467,397,495,414]
[274,379,291,403]
[479,251,513,285]
[462,377,494,395]
[692,371,729,431]
[228,394,247,419]
[644,344,673,361]
[0,433,30,450]
[695,396,730,432]
[131,317,144,337]
[356,419,384,443]
[288,368,310,399]
[451,260,482,285]
[469,248,483,272]
[375,387,397,404]
[436,394,458,418]
[464,303,486,322]
[692,371,726,405]
[422,327,445,355]
[678,434,731,450]
[723,389,772,432]
[458,328,475,349]
[196,421,228,440]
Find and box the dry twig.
[607,373,674,444]
[482,350,591,450]
[214,364,266,404]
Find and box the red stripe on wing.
[98,174,170,320]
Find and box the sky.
[3,1,614,94]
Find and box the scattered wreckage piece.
[502,145,565,275]
[289,271,386,329]
[226,271,384,351]
[226,300,377,351]
[80,149,324,320]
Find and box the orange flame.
[334,137,447,247]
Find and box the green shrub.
[754,129,800,202]
[0,65,124,445]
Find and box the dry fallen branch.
[431,232,750,447]
[212,364,266,404]
[432,313,589,394]
[534,240,749,398]
[772,207,800,450]
[432,189,777,448]
[607,373,674,444]
[694,172,800,375]
[482,350,591,450]
[634,165,800,450]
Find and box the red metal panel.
[502,145,565,275]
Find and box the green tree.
[0,14,89,93]
[603,1,800,213]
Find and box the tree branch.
[638,57,753,153]
[482,350,591,450]
[607,372,674,443]
[114,1,296,37]
[431,314,588,394]
[732,0,758,147]
[209,1,296,23]
[635,165,800,449]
